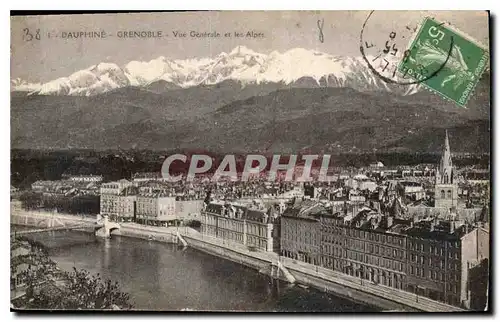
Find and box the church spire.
[437,130,453,184]
[443,130,451,164]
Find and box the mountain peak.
[12,47,421,96]
[229,45,260,56]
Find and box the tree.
[19,191,43,210]
[18,267,133,310]
[11,238,133,310]
[62,268,133,310]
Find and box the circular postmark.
[359,10,454,86]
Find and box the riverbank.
[179,229,463,312]
[10,206,464,312]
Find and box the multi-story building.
[100,179,133,195]
[345,174,378,192]
[116,195,137,222]
[201,201,279,252]
[176,199,204,222]
[63,174,103,183]
[280,199,323,265]
[132,172,165,183]
[398,181,426,201]
[100,194,120,218]
[315,209,408,290]
[280,197,489,309]
[405,219,490,308]
[135,194,176,225]
[100,179,135,220]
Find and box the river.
[11,225,379,312]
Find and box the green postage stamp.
[398,17,489,107]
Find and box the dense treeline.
[19,192,100,215]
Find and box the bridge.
[11,224,103,238]
[11,215,120,239]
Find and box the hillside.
[11,82,490,153]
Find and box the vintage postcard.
[10,11,490,312]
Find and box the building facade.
[64,174,103,183]
[280,200,489,308]
[100,179,133,195]
[176,199,204,222]
[100,179,134,220]
[201,202,279,252]
[135,195,176,225]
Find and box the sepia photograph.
[9,10,491,312]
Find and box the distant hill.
[11,78,490,153]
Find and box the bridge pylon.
[95,215,120,239]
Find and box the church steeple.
[436,130,454,184]
[434,130,458,209]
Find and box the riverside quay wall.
[180,228,464,313]
[9,205,463,312]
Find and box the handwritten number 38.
[23,28,41,41]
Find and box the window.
[447,190,452,199]
[420,244,424,252]
[410,266,414,274]
[441,190,445,198]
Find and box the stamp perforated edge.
[397,15,490,108]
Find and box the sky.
[11,11,489,83]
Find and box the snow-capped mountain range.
[11,46,419,96]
